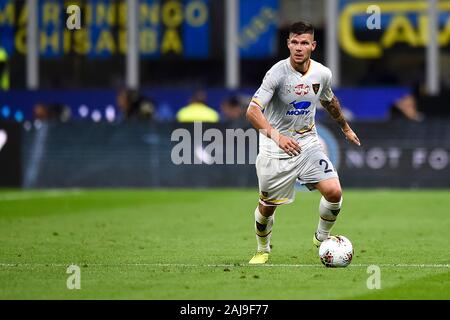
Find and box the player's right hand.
[277,135,301,156]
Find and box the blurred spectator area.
[2,0,448,89]
[3,86,439,124]
[1,0,449,123]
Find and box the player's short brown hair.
[289,21,314,37]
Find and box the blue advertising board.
[0,0,285,59]
[0,87,411,123]
[0,0,210,58]
[239,0,278,58]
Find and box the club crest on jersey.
[286,101,311,116]
[294,84,310,96]
[313,83,320,94]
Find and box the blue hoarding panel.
[239,0,278,58]
[0,87,410,122]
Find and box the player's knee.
[324,188,342,203]
[258,203,276,217]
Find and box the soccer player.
[246,21,361,264]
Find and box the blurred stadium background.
[0,0,450,300]
[0,0,449,189]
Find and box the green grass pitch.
[0,189,449,299]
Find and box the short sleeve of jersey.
[252,70,279,110]
[319,68,334,102]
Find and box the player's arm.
[246,101,301,156]
[320,96,361,146]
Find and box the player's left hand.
[342,126,361,146]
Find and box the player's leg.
[254,203,276,252]
[295,143,341,247]
[250,154,296,264]
[313,177,343,246]
[249,203,276,264]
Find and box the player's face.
[287,33,316,65]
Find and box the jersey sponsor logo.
[294,84,310,96]
[286,101,311,116]
[313,83,320,94]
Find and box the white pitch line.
[0,190,84,201]
[0,263,449,268]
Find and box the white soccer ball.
[319,235,354,268]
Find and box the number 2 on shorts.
[319,159,333,173]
